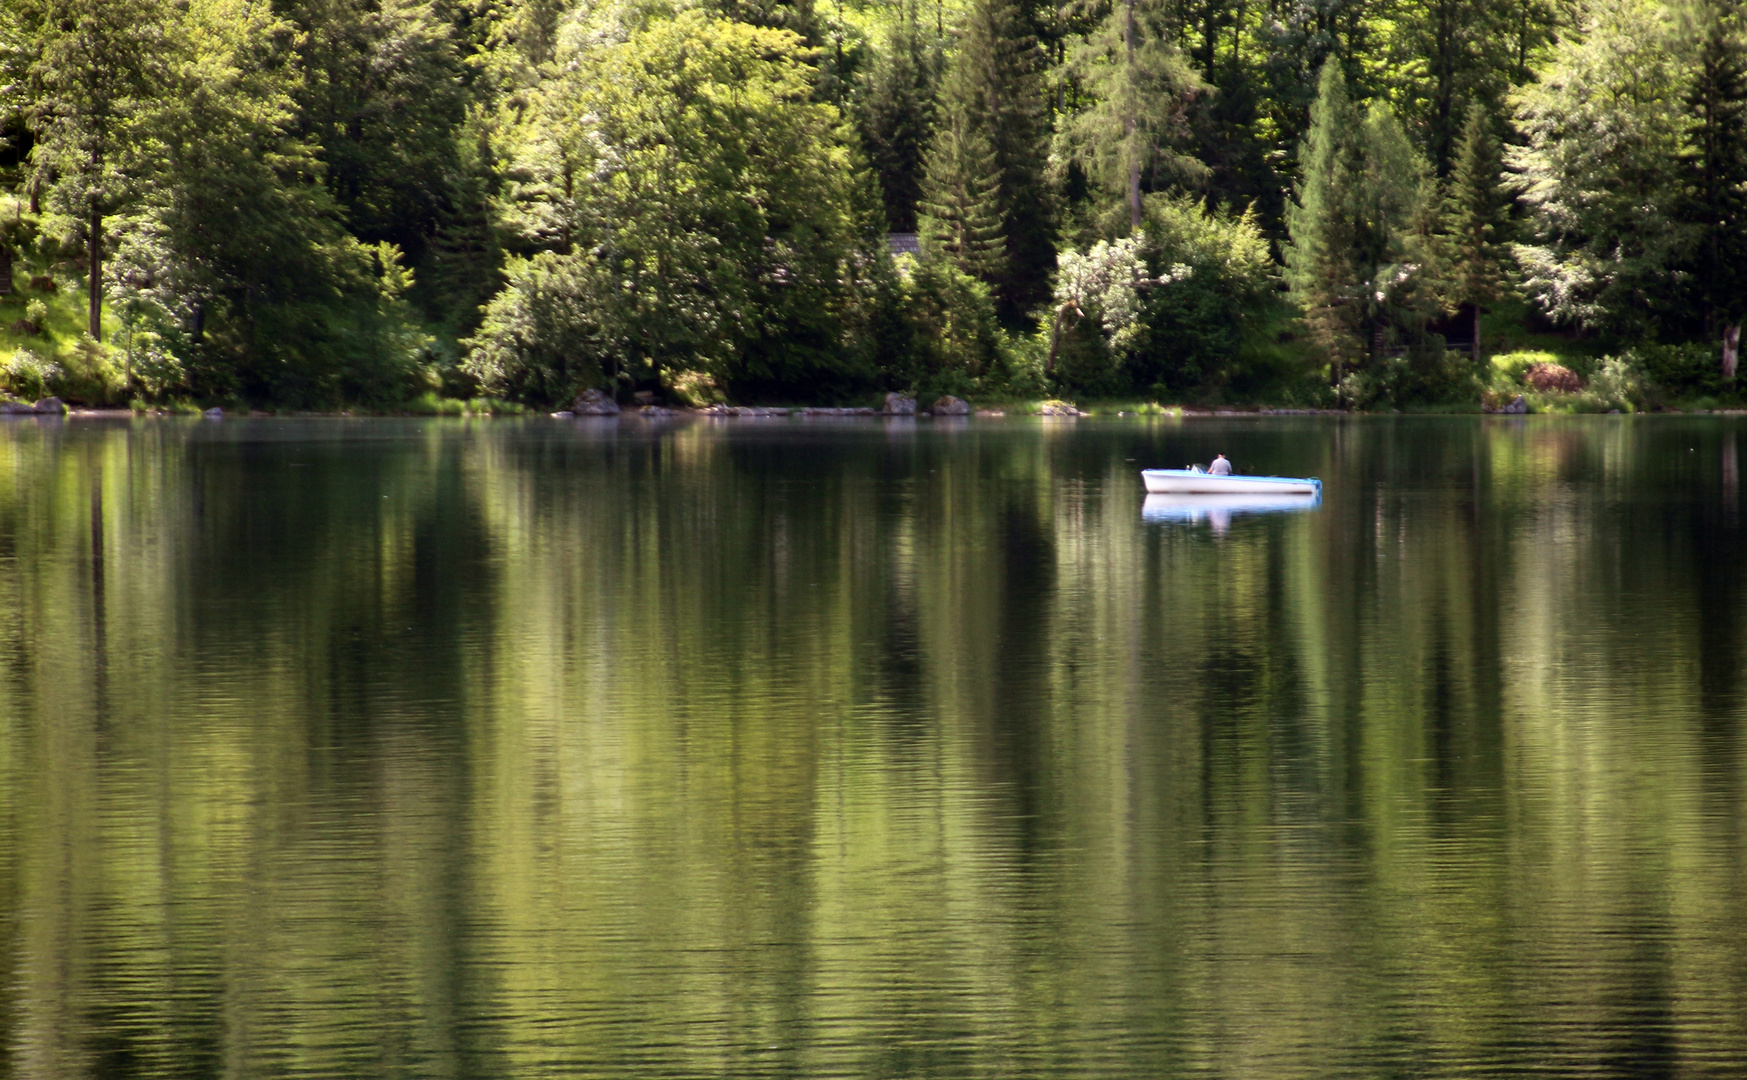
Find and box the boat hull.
[1141,492,1322,525]
[1141,469,1321,496]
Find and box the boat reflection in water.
[1141,491,1322,535]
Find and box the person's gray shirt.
[1209,456,1232,476]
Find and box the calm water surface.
[0,415,1744,1079]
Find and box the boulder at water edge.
[573,388,621,415]
[1037,400,1080,416]
[931,395,970,416]
[1501,395,1528,415]
[0,398,34,414]
[33,397,65,414]
[883,392,917,415]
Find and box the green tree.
[29,0,164,339]
[1513,0,1695,338]
[1686,0,1747,378]
[1284,62,1366,380]
[934,0,1055,321]
[855,10,942,232]
[275,0,473,267]
[918,111,1008,281]
[1385,0,1571,174]
[1126,194,1275,394]
[111,0,423,404]
[1285,61,1435,390]
[469,11,873,403]
[1060,0,1205,232]
[1443,102,1515,362]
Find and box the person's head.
[1215,453,1226,460]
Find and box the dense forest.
[0,0,1744,410]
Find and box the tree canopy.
[2,0,1746,410]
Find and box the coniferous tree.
[1061,0,1205,232]
[1284,62,1366,381]
[1687,0,1747,378]
[934,0,1054,321]
[1444,102,1514,363]
[856,10,942,232]
[1286,61,1435,390]
[918,111,1008,281]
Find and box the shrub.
[1631,342,1723,398]
[1340,349,1483,410]
[2,348,62,401]
[1525,361,1583,392]
[1589,354,1646,411]
[1491,350,1560,387]
[55,335,125,404]
[1123,196,1276,395]
[126,332,187,400]
[896,254,1005,396]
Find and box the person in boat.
[1209,453,1233,476]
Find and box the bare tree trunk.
[0,243,11,295]
[1046,304,1076,374]
[1125,0,1141,234]
[1472,303,1482,365]
[1724,323,1740,381]
[88,207,102,340]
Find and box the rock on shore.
[883,392,917,415]
[931,395,970,415]
[572,388,621,415]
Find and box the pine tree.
[918,111,1008,282]
[1687,0,1747,379]
[933,0,1054,321]
[1443,102,1514,363]
[1061,0,1204,233]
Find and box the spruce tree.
[918,112,1008,282]
[1444,102,1514,363]
[1286,61,1435,390]
[932,0,1054,321]
[1284,62,1366,382]
[1687,0,1747,379]
[856,11,942,232]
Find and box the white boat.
[1140,468,1321,496]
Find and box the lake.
[0,414,1743,1079]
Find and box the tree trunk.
[0,244,11,295]
[1725,323,1740,381]
[1046,304,1072,374]
[88,207,102,340]
[1472,303,1482,365]
[1125,0,1141,233]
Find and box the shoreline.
[9,405,1747,421]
